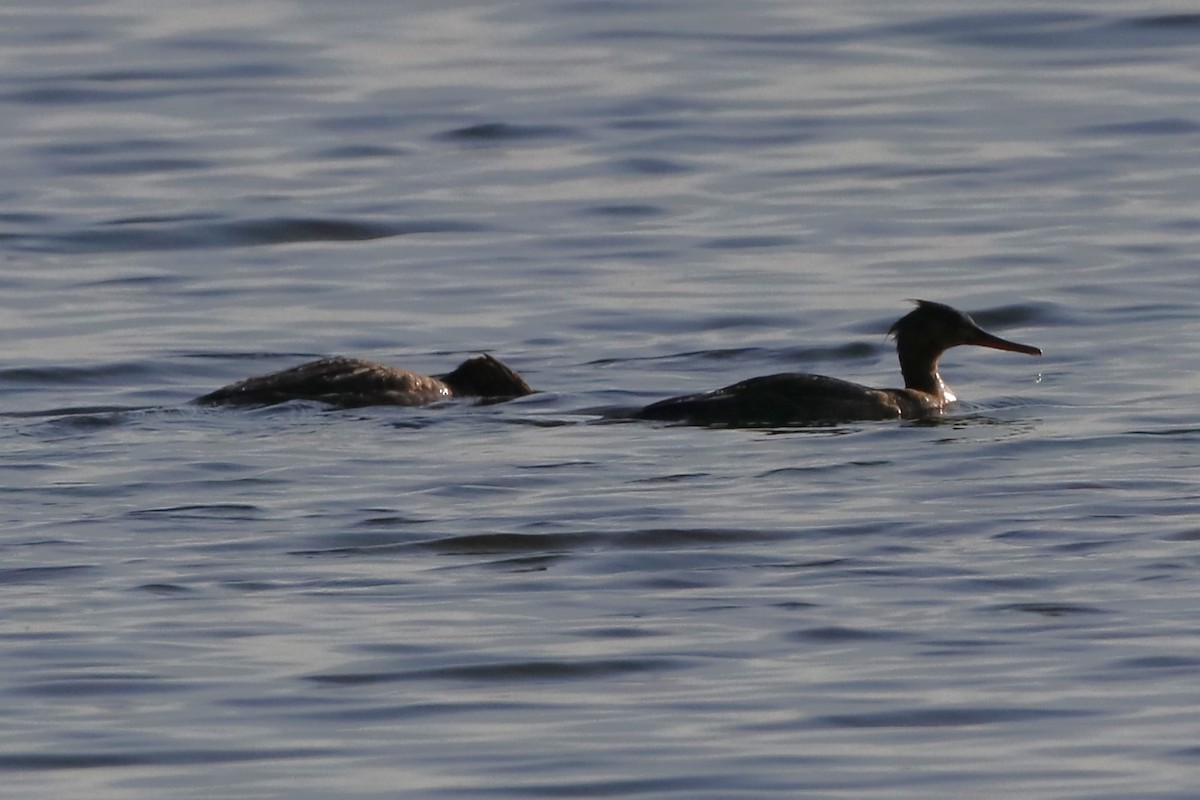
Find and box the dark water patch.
[4,409,136,437]
[435,122,579,143]
[757,460,889,478]
[1104,655,1200,672]
[7,85,220,105]
[102,212,223,226]
[222,579,288,593]
[9,62,303,103]
[517,459,601,471]
[964,301,1052,329]
[884,11,1116,52]
[0,212,52,229]
[315,144,408,159]
[781,161,996,183]
[309,527,768,559]
[205,217,482,246]
[535,232,660,253]
[623,127,825,153]
[607,116,688,132]
[919,638,1011,655]
[80,272,182,289]
[0,630,79,643]
[182,350,323,363]
[572,625,664,639]
[414,531,597,556]
[991,602,1109,618]
[888,11,1091,36]
[1156,216,1200,233]
[589,341,878,369]
[602,93,718,118]
[83,62,299,83]
[312,113,408,133]
[774,556,865,571]
[945,575,1054,592]
[1113,242,1183,257]
[1125,14,1200,30]
[127,503,264,521]
[0,747,331,771]
[0,361,156,385]
[877,163,1000,181]
[782,341,881,361]
[134,583,193,595]
[787,625,907,643]
[580,26,852,50]
[308,657,686,686]
[497,415,587,430]
[585,347,762,366]
[581,203,667,217]
[22,674,180,698]
[612,527,772,548]
[888,9,1200,56]
[772,599,822,610]
[702,235,799,250]
[968,253,1069,272]
[474,554,564,572]
[18,216,484,253]
[59,157,212,175]
[357,514,432,527]
[160,32,320,55]
[1047,539,1118,556]
[816,706,1093,729]
[536,243,676,262]
[628,471,710,484]
[448,773,769,798]
[294,530,499,558]
[0,564,95,585]
[695,313,793,331]
[1077,118,1200,137]
[555,0,654,16]
[291,700,539,724]
[612,156,693,175]
[34,138,183,157]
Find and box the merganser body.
[196,353,533,409]
[635,300,1041,425]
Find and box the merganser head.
[889,300,1041,358]
[886,300,1040,400]
[438,353,534,399]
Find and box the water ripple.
[816,706,1094,729]
[0,747,333,770]
[308,657,686,686]
[12,216,486,253]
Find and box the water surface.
[2,2,1199,798]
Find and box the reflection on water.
[1,1,1199,798]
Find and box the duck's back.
[196,357,452,408]
[635,373,912,425]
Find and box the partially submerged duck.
[635,300,1041,425]
[196,353,533,409]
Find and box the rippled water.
[3,2,1200,798]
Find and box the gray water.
[3,2,1200,798]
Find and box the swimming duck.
[635,300,1041,425]
[196,353,533,409]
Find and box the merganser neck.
[896,342,952,402]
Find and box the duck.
[635,300,1041,425]
[196,353,533,409]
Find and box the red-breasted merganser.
[635,300,1041,425]
[196,353,533,409]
